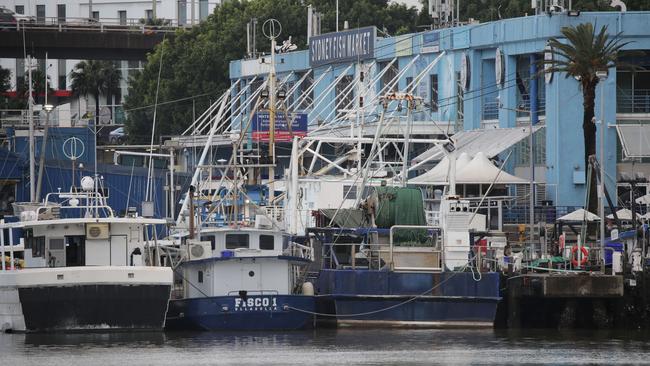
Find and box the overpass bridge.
[0,17,179,60]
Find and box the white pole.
[170,148,175,219]
[0,220,5,271]
[599,73,607,269]
[28,55,36,203]
[8,223,14,270]
[336,0,339,32]
[529,110,535,252]
[289,137,299,234]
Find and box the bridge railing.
[1,16,182,33]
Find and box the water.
[2,329,650,365]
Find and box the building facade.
[228,11,650,209]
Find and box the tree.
[70,60,121,125]
[544,23,633,214]
[124,0,423,143]
[0,65,10,109]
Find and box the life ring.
[571,245,589,266]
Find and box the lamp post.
[596,69,608,270]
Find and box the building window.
[92,11,99,20]
[379,61,398,93]
[225,234,249,249]
[430,75,439,112]
[198,270,203,283]
[15,5,24,14]
[259,235,274,250]
[58,59,66,90]
[16,59,25,88]
[145,9,153,21]
[297,72,313,110]
[36,5,45,23]
[57,4,65,23]
[199,0,208,20]
[177,1,186,26]
[118,10,127,25]
[336,75,354,117]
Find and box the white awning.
[409,151,528,185]
[616,124,650,159]
[557,208,600,222]
[412,125,545,164]
[607,208,635,220]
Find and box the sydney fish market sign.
[252,111,308,142]
[309,27,376,67]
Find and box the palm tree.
[544,23,633,214]
[70,60,121,125]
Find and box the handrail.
[389,225,442,272]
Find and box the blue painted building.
[229,11,650,209]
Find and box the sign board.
[421,31,440,53]
[252,111,308,142]
[309,27,376,67]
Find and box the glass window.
[430,75,438,112]
[57,4,65,23]
[225,234,249,249]
[177,1,186,26]
[36,5,45,23]
[199,0,208,20]
[259,235,274,250]
[118,10,127,25]
[15,5,24,14]
[379,61,398,93]
[198,270,203,283]
[336,75,354,117]
[58,59,66,90]
[145,9,153,21]
[92,11,99,20]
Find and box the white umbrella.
[606,208,635,220]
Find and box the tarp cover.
[373,186,428,244]
[319,208,368,228]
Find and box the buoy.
[301,281,314,296]
[570,245,589,267]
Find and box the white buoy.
[612,251,623,274]
[302,281,314,296]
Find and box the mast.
[263,19,281,205]
[28,55,35,203]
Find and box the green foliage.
[543,23,630,214]
[0,65,10,109]
[70,60,121,123]
[124,0,424,142]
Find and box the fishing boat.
[0,176,173,332]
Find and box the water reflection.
[2,328,650,365]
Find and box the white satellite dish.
[80,176,95,192]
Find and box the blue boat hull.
[316,270,501,328]
[165,295,315,331]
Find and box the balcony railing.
[617,89,650,114]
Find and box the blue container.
[221,250,234,258]
[605,242,624,265]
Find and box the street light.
[596,69,608,270]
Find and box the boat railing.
[286,242,314,261]
[227,289,280,296]
[389,225,443,272]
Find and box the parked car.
[0,8,17,29]
[0,7,35,23]
[109,127,126,144]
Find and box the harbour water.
[2,328,650,365]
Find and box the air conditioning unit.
[185,240,212,260]
[86,223,110,240]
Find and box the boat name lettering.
[234,297,278,311]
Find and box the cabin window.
[259,235,275,250]
[28,236,46,258]
[225,234,249,249]
[198,270,203,283]
[201,235,216,250]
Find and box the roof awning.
[412,125,545,164]
[616,124,650,159]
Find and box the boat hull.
[166,295,315,331]
[316,270,501,328]
[0,266,173,332]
